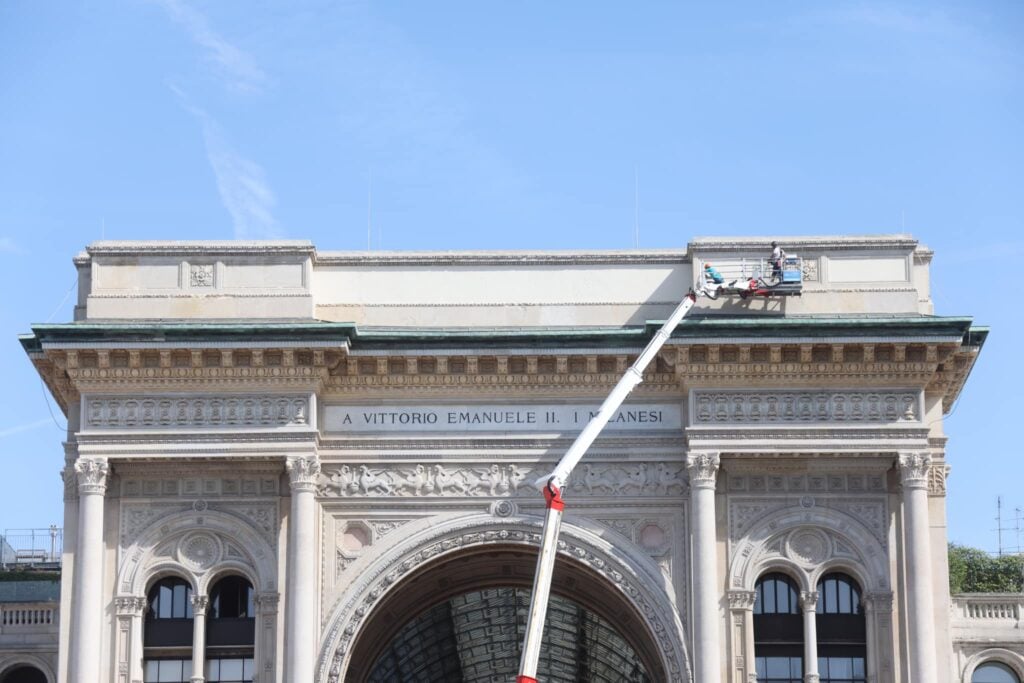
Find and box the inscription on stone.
[323,403,681,433]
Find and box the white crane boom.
[516,287,700,683]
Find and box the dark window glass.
[755,656,802,682]
[148,578,193,621]
[816,574,861,615]
[210,576,255,619]
[755,574,799,615]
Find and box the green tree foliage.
[949,543,1024,593]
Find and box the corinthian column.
[284,455,320,683]
[899,453,937,682]
[800,591,820,683]
[70,457,108,683]
[687,452,721,683]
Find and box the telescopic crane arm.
[516,287,703,683]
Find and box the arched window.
[205,576,256,683]
[815,573,866,683]
[973,662,1021,683]
[754,573,803,683]
[144,577,194,682]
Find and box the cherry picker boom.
[516,255,803,683]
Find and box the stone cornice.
[315,249,689,266]
[77,240,315,262]
[688,234,919,253]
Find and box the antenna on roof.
[634,166,639,248]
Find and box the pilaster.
[726,590,755,683]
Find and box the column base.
[804,675,820,683]
[191,676,205,683]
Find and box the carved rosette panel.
[177,532,223,573]
[693,390,919,425]
[190,264,214,287]
[898,453,932,489]
[317,461,685,498]
[785,529,831,568]
[75,457,109,495]
[84,395,310,430]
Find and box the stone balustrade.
[952,594,1024,629]
[0,601,58,635]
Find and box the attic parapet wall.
[72,235,933,324]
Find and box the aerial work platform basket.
[699,255,804,299]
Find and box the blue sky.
[0,1,1021,551]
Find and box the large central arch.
[317,513,691,682]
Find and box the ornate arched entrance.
[317,514,691,682]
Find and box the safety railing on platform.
[0,527,62,568]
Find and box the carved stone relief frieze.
[316,461,687,498]
[692,390,920,425]
[84,395,310,430]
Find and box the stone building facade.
[6,235,1021,683]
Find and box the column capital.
[686,452,720,489]
[286,455,321,493]
[114,595,147,617]
[74,457,109,495]
[191,594,209,616]
[863,590,894,614]
[898,452,932,489]
[727,590,756,611]
[255,592,280,613]
[800,591,819,612]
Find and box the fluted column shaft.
[687,452,721,683]
[191,596,209,683]
[899,453,938,683]
[801,591,820,683]
[284,455,320,683]
[69,458,108,683]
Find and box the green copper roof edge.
[21,316,981,351]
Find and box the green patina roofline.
[20,316,986,353]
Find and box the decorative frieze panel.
[728,472,885,494]
[122,475,280,498]
[317,461,687,498]
[83,394,310,430]
[692,390,919,425]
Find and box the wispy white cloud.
[171,85,281,239]
[0,418,52,439]
[154,0,267,93]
